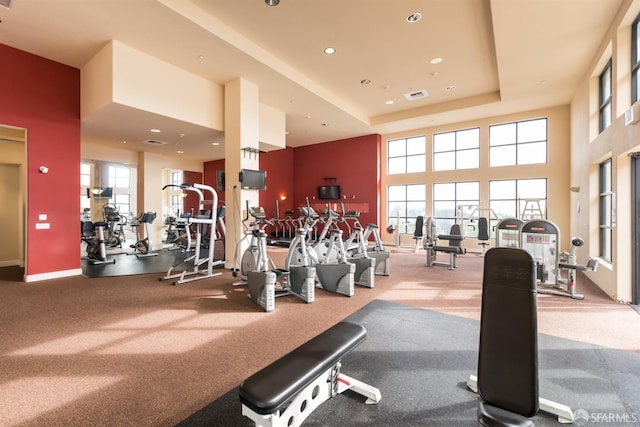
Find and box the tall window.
[171,171,184,215]
[489,118,547,167]
[432,181,479,235]
[599,60,612,132]
[633,15,640,104]
[489,178,547,220]
[599,159,613,262]
[433,128,479,171]
[387,184,426,232]
[108,165,130,188]
[387,136,426,174]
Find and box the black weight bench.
[466,247,574,425]
[239,321,381,427]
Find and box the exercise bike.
[129,212,158,258]
[81,220,116,265]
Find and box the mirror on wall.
[0,124,27,275]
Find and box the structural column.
[224,78,261,267]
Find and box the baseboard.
[0,260,23,267]
[24,268,83,282]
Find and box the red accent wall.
[292,134,380,228]
[203,138,380,230]
[0,44,80,277]
[203,159,226,205]
[259,147,295,219]
[182,171,203,215]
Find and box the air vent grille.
[0,0,12,9]
[404,89,429,101]
[143,139,169,146]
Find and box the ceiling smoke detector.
[404,89,429,101]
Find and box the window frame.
[387,136,426,175]
[387,184,426,233]
[599,159,613,262]
[632,15,640,104]
[489,118,548,167]
[432,127,480,171]
[599,59,612,133]
[432,181,480,235]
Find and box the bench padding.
[239,321,366,415]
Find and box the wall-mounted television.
[239,169,266,190]
[318,185,341,200]
[87,187,113,199]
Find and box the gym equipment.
[495,217,523,248]
[102,203,126,248]
[519,219,559,285]
[232,203,277,284]
[236,202,315,310]
[159,183,223,285]
[361,223,390,276]
[129,212,158,257]
[81,221,116,265]
[467,247,574,424]
[412,215,424,250]
[424,218,466,269]
[239,321,381,427]
[477,217,490,253]
[540,237,598,300]
[342,224,376,288]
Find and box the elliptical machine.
[129,212,158,258]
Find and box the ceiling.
[0,0,624,162]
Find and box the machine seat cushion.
[239,322,366,415]
[478,402,535,427]
[433,245,465,254]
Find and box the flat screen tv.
[239,169,266,190]
[90,187,113,199]
[318,185,341,200]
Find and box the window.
[108,165,130,188]
[489,178,547,220]
[599,60,612,132]
[433,128,479,171]
[171,171,183,215]
[387,136,426,174]
[432,181,479,234]
[387,184,426,233]
[489,118,547,167]
[114,194,130,217]
[599,159,613,262]
[633,15,640,104]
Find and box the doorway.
[0,125,26,281]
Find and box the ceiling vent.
[404,89,429,101]
[143,139,169,146]
[0,0,12,9]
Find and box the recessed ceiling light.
[430,57,443,65]
[385,100,394,105]
[446,85,456,92]
[265,0,279,5]
[150,128,161,133]
[305,115,312,119]
[406,12,422,23]
[324,47,336,55]
[361,79,371,85]
[198,55,205,60]
[119,140,127,144]
[321,123,329,127]
[212,142,220,146]
[177,150,184,154]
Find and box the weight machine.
[159,183,223,285]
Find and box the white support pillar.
[224,78,261,267]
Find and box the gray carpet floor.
[178,299,640,426]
